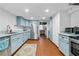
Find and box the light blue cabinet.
[26,20,30,26]
[27,31,30,39]
[11,35,19,54]
[59,35,69,56]
[0,37,9,51]
[16,16,26,26]
[17,16,32,27]
[11,32,30,54]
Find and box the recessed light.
[42,17,46,19]
[30,17,34,20]
[25,9,29,12]
[45,9,49,13]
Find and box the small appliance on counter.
[73,27,79,34]
[65,27,74,33]
[65,27,79,34]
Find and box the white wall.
[52,10,71,47]
[0,8,16,32]
[52,13,60,47]
[60,10,71,32]
[71,10,79,27]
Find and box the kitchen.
[0,3,79,56]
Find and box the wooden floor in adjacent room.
[26,36,64,56]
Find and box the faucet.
[6,25,12,34]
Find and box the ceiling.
[0,3,72,20]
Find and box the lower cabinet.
[0,37,9,51]
[11,32,30,54]
[0,37,10,56]
[11,35,19,54]
[59,34,69,56]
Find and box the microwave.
[65,27,74,33]
[65,27,79,34]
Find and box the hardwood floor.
[26,36,64,56]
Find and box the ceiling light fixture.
[42,17,46,20]
[45,9,49,13]
[25,9,29,12]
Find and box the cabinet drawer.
[59,35,69,42]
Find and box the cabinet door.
[23,33,26,42]
[27,32,30,39]
[59,35,69,56]
[18,34,23,47]
[60,39,69,56]
[16,16,26,26]
[11,38,17,54]
[59,36,63,52]
[25,33,28,41]
[21,18,26,26]
[24,33,27,42]
[0,37,9,51]
[16,16,21,25]
[25,20,31,26]
[11,35,20,54]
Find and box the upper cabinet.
[25,20,32,26]
[16,16,32,27]
[16,16,26,26]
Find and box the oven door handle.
[71,39,79,44]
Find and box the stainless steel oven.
[70,37,79,56]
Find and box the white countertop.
[0,34,12,38]
[0,30,30,38]
[59,32,79,37]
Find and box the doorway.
[38,21,47,37]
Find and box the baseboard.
[48,38,58,48]
[59,50,65,56]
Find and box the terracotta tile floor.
[26,36,64,56]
